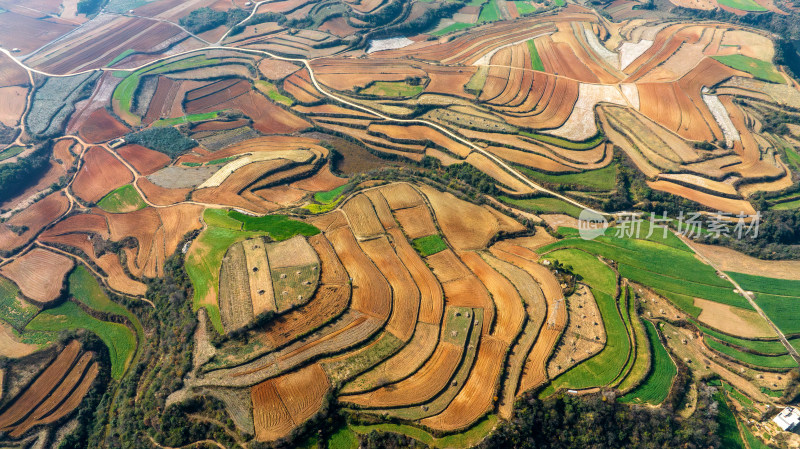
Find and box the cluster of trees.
[420,156,500,195]
[478,391,721,449]
[699,208,800,259]
[0,123,19,145]
[125,127,196,159]
[179,7,249,34]
[0,143,51,203]
[76,0,105,15]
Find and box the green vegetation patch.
[322,332,403,384]
[705,336,796,369]
[715,0,766,11]
[520,130,605,150]
[361,81,424,98]
[742,423,771,449]
[152,111,221,127]
[0,277,39,331]
[97,184,147,213]
[695,321,787,355]
[0,146,25,162]
[713,391,746,449]
[726,272,800,334]
[499,195,583,217]
[328,427,359,449]
[349,414,498,448]
[432,22,474,36]
[107,49,135,67]
[728,272,800,297]
[26,301,136,379]
[515,1,537,14]
[527,39,544,71]
[228,210,320,241]
[465,65,489,96]
[255,80,293,106]
[712,54,781,83]
[619,321,677,404]
[517,163,616,191]
[207,156,236,165]
[314,184,348,204]
[125,127,196,158]
[478,0,501,22]
[412,234,448,256]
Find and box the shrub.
[125,127,196,158]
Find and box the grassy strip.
[107,49,135,67]
[304,196,345,214]
[328,428,359,449]
[716,0,766,11]
[516,163,616,191]
[207,156,236,165]
[0,277,39,331]
[348,414,498,448]
[314,184,348,204]
[705,336,796,369]
[713,391,746,449]
[432,22,474,36]
[228,210,319,240]
[616,287,651,392]
[499,196,583,217]
[152,111,221,127]
[539,249,628,394]
[727,272,800,298]
[97,184,147,213]
[772,198,800,210]
[412,235,448,256]
[0,146,25,162]
[741,423,771,449]
[619,321,676,404]
[526,39,544,71]
[712,54,780,83]
[520,130,605,150]
[255,80,293,106]
[361,81,424,97]
[26,301,136,379]
[515,1,536,14]
[694,321,787,355]
[478,0,501,22]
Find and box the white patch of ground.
[198,150,316,188]
[472,31,554,66]
[618,39,653,71]
[583,27,619,69]
[620,83,640,109]
[702,92,740,147]
[550,83,628,140]
[367,37,414,54]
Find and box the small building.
[773,407,800,432]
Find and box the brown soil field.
[327,226,391,320]
[251,381,294,441]
[219,242,254,331]
[341,322,439,394]
[361,236,420,341]
[103,207,162,277]
[460,251,524,343]
[0,341,81,431]
[379,183,424,210]
[116,144,170,176]
[273,363,329,426]
[365,190,397,230]
[341,194,385,239]
[647,180,756,215]
[466,153,534,195]
[547,285,605,378]
[72,147,133,203]
[290,163,347,192]
[0,193,70,253]
[53,139,77,168]
[695,298,776,338]
[34,362,98,429]
[78,109,129,143]
[421,336,507,431]
[341,341,463,408]
[442,276,495,336]
[258,59,300,80]
[266,235,318,269]
[319,17,357,37]
[692,243,800,281]
[393,205,437,239]
[0,52,29,87]
[137,178,190,206]
[41,212,109,239]
[387,227,443,324]
[419,185,500,251]
[242,238,277,316]
[0,321,37,359]
[426,249,472,284]
[0,249,73,304]
[0,86,26,127]
[0,12,76,55]
[97,254,148,296]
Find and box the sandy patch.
[583,27,619,68]
[0,320,38,358]
[618,39,653,71]
[692,243,800,281]
[702,92,740,147]
[721,30,774,61]
[198,150,315,188]
[695,297,776,338]
[620,83,639,109]
[550,83,627,140]
[367,37,414,54]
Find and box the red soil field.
[290,163,347,191]
[191,118,251,132]
[0,192,70,252]
[365,190,397,230]
[41,212,109,239]
[0,12,76,55]
[0,249,74,304]
[394,205,437,239]
[78,109,129,143]
[0,86,27,127]
[379,183,424,210]
[319,17,357,37]
[137,178,190,206]
[97,253,148,296]
[327,225,391,321]
[341,194,385,239]
[442,276,494,335]
[259,59,301,80]
[0,52,30,87]
[116,144,170,176]
[273,363,330,426]
[103,207,161,277]
[72,147,133,203]
[53,139,77,169]
[387,228,443,324]
[251,381,294,441]
[188,87,310,134]
[419,185,500,251]
[361,236,420,341]
[460,251,524,343]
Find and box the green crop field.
[715,0,766,11]
[620,321,677,404]
[772,197,800,210]
[527,39,544,71]
[228,211,320,240]
[314,184,348,204]
[478,0,501,22]
[705,336,796,369]
[726,273,800,334]
[517,163,616,191]
[412,235,448,256]
[728,272,800,297]
[616,287,651,392]
[328,427,359,449]
[0,277,39,331]
[695,322,787,355]
[742,423,771,449]
[499,196,583,217]
[520,130,605,150]
[26,301,136,379]
[714,392,746,449]
[152,111,221,127]
[255,80,293,106]
[207,156,236,165]
[97,184,147,213]
[712,55,781,83]
[540,249,628,394]
[0,146,25,162]
[515,1,536,15]
[432,22,474,36]
[361,81,424,97]
[107,49,135,67]
[68,266,144,337]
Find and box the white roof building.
[773,407,800,432]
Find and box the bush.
[125,127,196,158]
[179,7,248,34]
[77,0,105,15]
[0,143,51,203]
